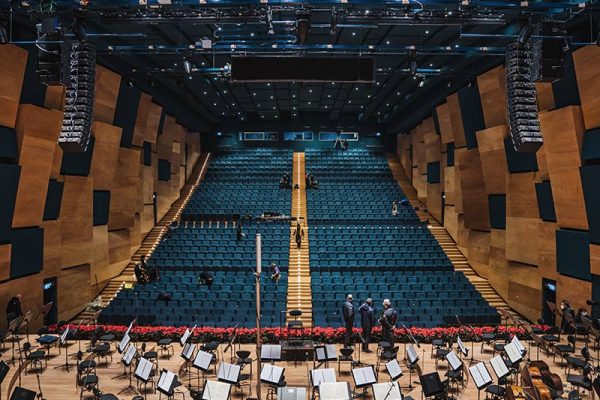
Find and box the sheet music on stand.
[180,324,197,346]
[217,362,241,384]
[445,351,462,371]
[457,336,468,357]
[311,368,337,387]
[118,333,131,354]
[122,344,137,366]
[194,349,214,372]
[135,357,153,382]
[202,380,231,400]
[260,363,285,385]
[504,342,522,364]
[261,344,282,362]
[319,382,351,400]
[60,328,70,345]
[182,342,196,362]
[468,362,492,390]
[511,336,526,355]
[372,382,403,400]
[157,370,178,396]
[489,355,509,380]
[351,366,377,388]
[406,344,419,365]
[277,387,307,400]
[125,319,136,336]
[315,344,338,362]
[385,359,403,381]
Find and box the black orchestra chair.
[21,342,46,373]
[36,326,59,357]
[288,309,303,331]
[142,342,159,371]
[377,346,399,372]
[567,362,594,400]
[492,332,510,357]
[78,371,100,400]
[480,331,496,353]
[156,332,174,357]
[91,335,113,366]
[567,347,591,376]
[338,347,354,376]
[485,384,506,400]
[76,357,97,389]
[235,350,253,377]
[97,326,116,350]
[432,340,450,370]
[554,335,576,365]
[377,341,391,359]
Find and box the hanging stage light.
[266,7,275,35]
[417,75,425,87]
[73,16,87,43]
[330,8,338,35]
[408,50,417,75]
[517,22,533,45]
[296,10,311,45]
[183,54,195,75]
[0,22,7,45]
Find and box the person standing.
[236,224,246,241]
[294,222,304,248]
[391,201,398,216]
[6,294,23,325]
[359,298,375,352]
[342,294,355,348]
[560,299,575,333]
[380,299,398,345]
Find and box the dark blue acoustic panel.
[581,164,600,244]
[43,180,64,221]
[504,137,538,173]
[158,109,166,136]
[10,227,44,279]
[93,190,111,226]
[427,162,440,184]
[0,126,18,162]
[158,159,171,181]
[582,128,600,162]
[0,164,21,242]
[143,141,152,166]
[457,81,486,149]
[114,84,141,148]
[535,181,557,222]
[592,274,600,319]
[60,136,95,176]
[488,194,506,230]
[447,143,455,167]
[19,45,46,106]
[432,108,441,136]
[552,51,581,109]
[556,229,591,282]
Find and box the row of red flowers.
[49,324,550,344]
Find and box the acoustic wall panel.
[581,164,600,244]
[114,84,141,148]
[556,229,591,282]
[0,126,18,162]
[432,107,441,136]
[143,141,152,166]
[552,52,581,109]
[60,136,96,176]
[93,65,121,124]
[536,82,555,112]
[582,128,600,162]
[93,190,111,226]
[10,227,44,279]
[0,45,27,128]
[427,162,440,184]
[503,137,538,173]
[489,195,506,230]
[19,44,45,107]
[535,181,557,223]
[477,66,507,128]
[0,164,20,242]
[458,82,486,149]
[477,125,509,194]
[447,93,466,148]
[158,159,171,182]
[436,103,454,144]
[446,143,455,167]
[456,148,490,231]
[43,180,64,221]
[89,122,122,191]
[573,46,600,130]
[506,172,540,266]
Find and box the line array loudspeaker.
[506,42,543,153]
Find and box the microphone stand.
[400,323,420,391]
[467,325,482,364]
[36,372,45,400]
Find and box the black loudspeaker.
[0,361,9,384]
[419,372,445,397]
[539,21,566,82]
[10,387,36,400]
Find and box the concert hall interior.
[1,1,600,399]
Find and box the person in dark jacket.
[236,224,246,241]
[200,271,214,289]
[293,222,304,248]
[379,299,398,345]
[359,298,375,352]
[560,299,575,333]
[342,294,355,348]
[6,294,23,325]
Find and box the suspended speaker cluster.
[58,37,96,153]
[506,42,542,152]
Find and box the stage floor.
[0,337,591,399]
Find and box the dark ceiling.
[5,0,600,132]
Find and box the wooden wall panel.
[146,102,162,144]
[506,173,539,266]
[477,66,507,128]
[456,148,490,231]
[58,264,91,321]
[44,85,66,111]
[42,220,62,277]
[444,205,459,242]
[109,148,142,230]
[476,125,509,194]
[535,144,549,182]
[427,184,442,222]
[0,45,27,129]
[590,244,600,276]
[447,93,466,147]
[50,145,63,180]
[444,166,455,206]
[468,230,490,278]
[94,66,121,124]
[0,245,11,282]
[540,106,588,230]
[412,168,427,202]
[436,103,454,144]
[412,127,426,174]
[12,105,63,228]
[424,121,442,164]
[90,122,122,191]
[508,278,542,321]
[60,176,94,268]
[572,45,600,130]
[538,221,558,280]
[90,226,110,284]
[132,93,151,147]
[536,82,555,112]
[454,149,464,214]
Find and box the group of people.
[305,173,319,190]
[134,254,160,284]
[279,173,292,189]
[342,295,398,352]
[334,135,349,150]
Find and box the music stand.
[193,349,214,389]
[261,344,282,363]
[118,345,138,395]
[134,357,154,400]
[372,382,402,400]
[216,362,241,385]
[503,342,522,366]
[315,344,338,368]
[34,302,53,326]
[310,368,337,387]
[7,316,23,366]
[489,355,510,383]
[0,361,9,400]
[277,387,307,400]
[180,325,197,346]
[385,359,403,381]
[456,336,469,359]
[9,387,36,400]
[419,372,445,399]
[351,366,377,398]
[157,369,179,399]
[118,333,131,354]
[511,336,526,358]
[54,327,71,371]
[201,380,231,400]
[405,344,419,390]
[530,332,551,359]
[319,382,351,400]
[261,364,285,385]
[182,343,197,362]
[468,362,493,400]
[20,311,32,342]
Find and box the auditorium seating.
[306,148,499,328]
[183,148,292,220]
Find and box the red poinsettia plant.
[48,323,550,344]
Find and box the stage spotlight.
[296,10,311,45]
[446,79,453,88]
[517,22,532,45]
[417,76,425,87]
[73,16,87,43]
[330,8,338,35]
[408,50,417,75]
[0,22,7,45]
[127,79,134,88]
[266,7,275,35]
[562,38,570,53]
[183,55,194,75]
[466,79,473,88]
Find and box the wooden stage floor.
[0,337,592,400]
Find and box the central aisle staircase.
[286,152,312,328]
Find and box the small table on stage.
[280,340,315,362]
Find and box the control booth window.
[239,132,279,141]
[284,131,313,141]
[319,131,359,141]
